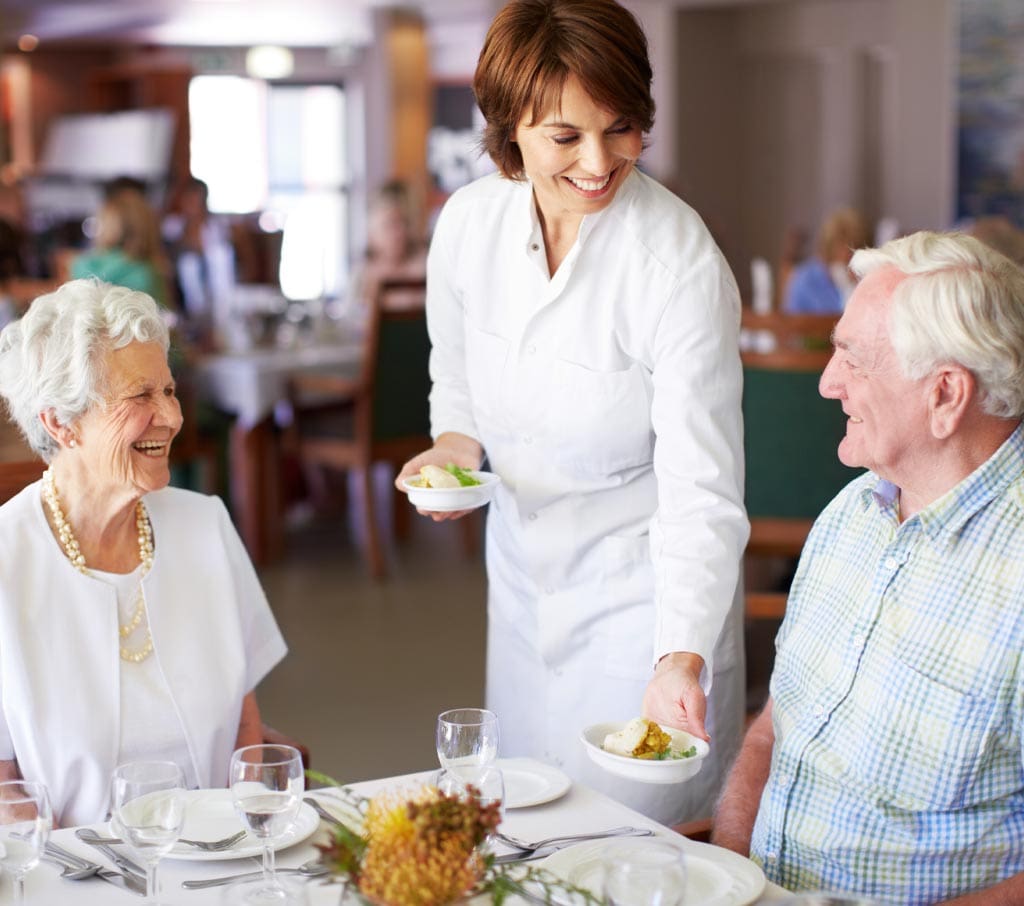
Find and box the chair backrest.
[742,310,838,353]
[0,460,46,505]
[743,349,862,520]
[367,279,431,446]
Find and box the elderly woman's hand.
[394,432,484,522]
[641,652,710,742]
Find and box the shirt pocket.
[546,358,652,476]
[843,653,998,812]
[599,533,656,681]
[463,321,510,422]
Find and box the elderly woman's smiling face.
[74,341,182,494]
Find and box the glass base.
[220,877,309,905]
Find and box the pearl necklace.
[42,468,155,663]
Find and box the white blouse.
[0,483,287,826]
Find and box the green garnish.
[653,745,698,761]
[445,463,481,487]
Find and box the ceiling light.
[245,45,294,80]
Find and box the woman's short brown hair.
[474,0,654,180]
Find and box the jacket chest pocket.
[545,358,653,475]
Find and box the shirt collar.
[862,421,1024,541]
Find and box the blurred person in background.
[397,0,747,826]
[73,183,172,309]
[349,180,428,313]
[784,207,869,314]
[162,176,236,344]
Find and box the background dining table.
[16,760,791,904]
[194,334,363,565]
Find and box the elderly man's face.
[75,341,183,495]
[819,267,933,483]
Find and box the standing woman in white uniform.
[397,0,748,825]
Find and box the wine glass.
[110,761,185,905]
[435,765,505,851]
[436,708,499,779]
[0,780,51,905]
[602,839,687,906]
[229,744,304,905]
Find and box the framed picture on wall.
[427,81,494,224]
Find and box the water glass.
[229,745,304,904]
[111,761,185,905]
[435,708,499,777]
[602,839,687,906]
[0,780,51,905]
[435,765,505,850]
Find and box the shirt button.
[528,512,538,522]
[777,773,789,788]
[814,706,825,719]
[885,556,899,570]
[764,851,778,863]
[853,633,866,648]
[527,344,537,355]
[523,436,532,445]
[544,586,554,594]
[530,243,540,251]
[553,667,563,677]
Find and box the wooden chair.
[742,347,862,620]
[741,310,838,356]
[286,278,434,578]
[0,459,45,504]
[0,459,307,766]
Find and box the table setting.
[5,711,791,905]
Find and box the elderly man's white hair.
[0,278,169,461]
[850,230,1024,420]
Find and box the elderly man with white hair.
[714,231,1024,905]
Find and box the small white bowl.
[401,470,501,512]
[580,722,709,785]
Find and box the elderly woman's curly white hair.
[851,231,1024,420]
[0,278,169,461]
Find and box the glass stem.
[12,873,24,905]
[262,839,276,884]
[146,859,159,903]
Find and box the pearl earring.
[68,438,77,448]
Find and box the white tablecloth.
[16,762,791,904]
[196,340,363,429]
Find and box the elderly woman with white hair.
[0,278,287,827]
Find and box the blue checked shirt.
[751,423,1024,904]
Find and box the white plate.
[401,470,500,512]
[497,758,571,809]
[161,789,319,861]
[541,837,765,906]
[580,722,709,784]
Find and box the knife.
[74,828,147,879]
[182,865,330,889]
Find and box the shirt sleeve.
[649,248,749,683]
[425,196,483,444]
[213,496,288,692]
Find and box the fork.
[495,825,654,853]
[84,829,248,851]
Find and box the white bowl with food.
[401,465,501,512]
[580,718,709,784]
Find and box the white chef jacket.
[427,169,749,823]
[0,482,287,827]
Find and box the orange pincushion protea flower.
[356,786,499,906]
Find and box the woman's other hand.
[641,652,710,742]
[394,431,484,522]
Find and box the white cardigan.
[0,482,287,826]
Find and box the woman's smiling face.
[74,340,182,495]
[514,73,642,224]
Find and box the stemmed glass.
[110,761,185,905]
[228,744,304,905]
[602,839,687,906]
[0,780,51,905]
[435,708,499,779]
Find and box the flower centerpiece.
[307,772,600,906]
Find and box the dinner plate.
[401,470,500,512]
[497,758,571,809]
[162,789,319,861]
[541,837,765,906]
